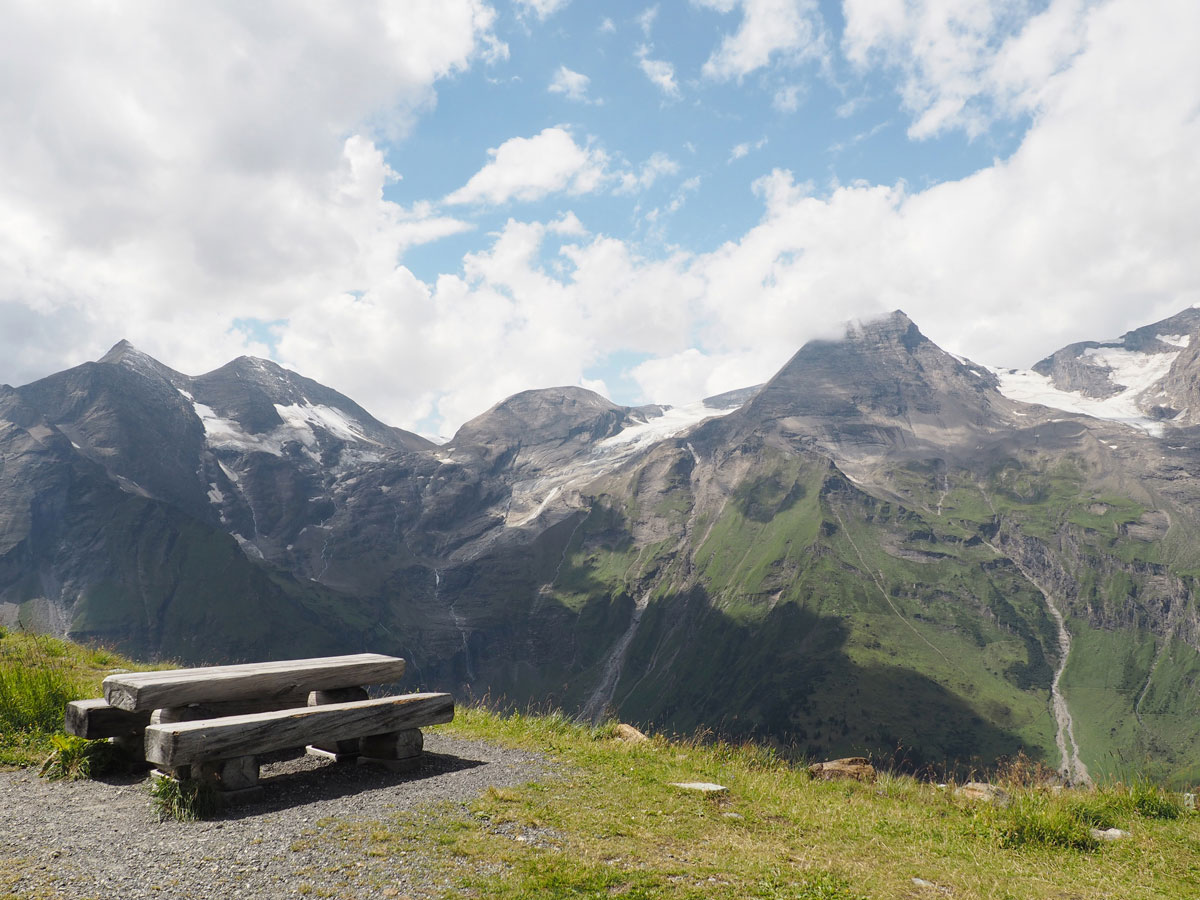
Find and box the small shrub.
[1130,781,1184,820]
[1065,791,1132,830]
[150,774,221,822]
[38,733,118,781]
[992,749,1060,789]
[984,794,1099,851]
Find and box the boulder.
[615,723,650,743]
[669,781,728,794]
[807,757,876,782]
[953,782,1011,806]
[1090,827,1131,841]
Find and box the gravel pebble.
[0,733,549,899]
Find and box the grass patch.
[0,628,155,768]
[325,705,1200,900]
[150,774,221,822]
[38,733,119,781]
[976,793,1100,851]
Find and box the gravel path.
[0,733,550,899]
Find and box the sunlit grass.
[0,627,151,767]
[325,704,1200,900]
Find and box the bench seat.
[144,692,454,769]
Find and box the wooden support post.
[358,728,423,772]
[65,699,151,739]
[109,733,149,768]
[306,687,369,760]
[196,755,260,792]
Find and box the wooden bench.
[65,653,454,801]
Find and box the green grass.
[0,627,155,768]
[1,631,1197,898]
[38,733,119,781]
[315,706,1200,900]
[149,773,221,822]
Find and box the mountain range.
[3,308,1200,785]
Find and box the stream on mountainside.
[985,540,1091,786]
[580,591,651,723]
[436,568,474,682]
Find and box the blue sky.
[0,1,1197,436]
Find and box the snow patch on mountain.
[193,399,376,456]
[193,402,286,454]
[599,400,737,452]
[1078,345,1180,391]
[992,363,1171,436]
[501,401,738,530]
[274,403,377,445]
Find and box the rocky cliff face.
[4,312,1200,783]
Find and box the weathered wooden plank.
[149,689,312,724]
[144,693,454,768]
[103,653,406,711]
[64,699,152,739]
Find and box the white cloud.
[728,137,767,162]
[547,211,589,237]
[0,0,498,388]
[835,94,868,118]
[599,17,617,34]
[616,152,680,194]
[514,0,570,20]
[697,0,828,81]
[443,127,610,205]
[636,45,681,98]
[1,0,1197,444]
[842,0,1091,139]
[549,65,592,102]
[637,5,660,36]
[773,83,804,112]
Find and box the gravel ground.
[0,733,550,899]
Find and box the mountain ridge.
[3,310,1200,784]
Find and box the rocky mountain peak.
[97,338,137,363]
[450,386,637,468]
[189,356,429,451]
[97,339,186,386]
[742,309,999,428]
[845,309,925,348]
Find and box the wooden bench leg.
[109,733,150,768]
[152,756,263,807]
[358,728,423,772]
[196,755,261,793]
[306,687,369,761]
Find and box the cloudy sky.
[2,0,1197,436]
